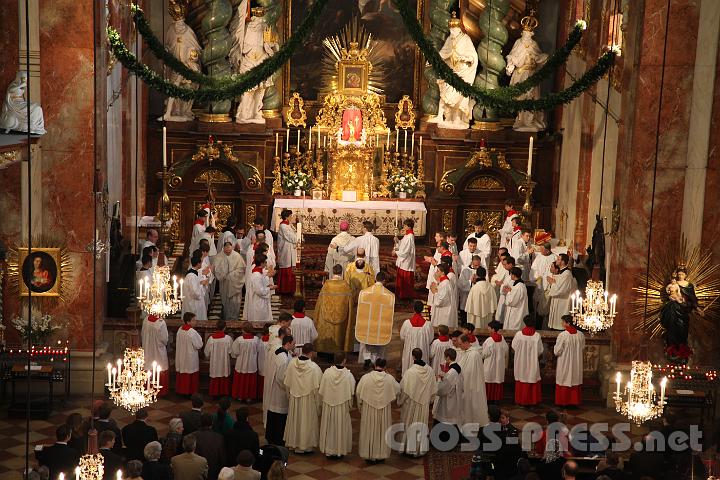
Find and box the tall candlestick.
[107,363,112,385]
[75,467,80,480]
[297,222,302,244]
[162,126,167,168]
[286,129,290,152]
[395,200,399,227]
[275,132,279,157]
[297,130,301,151]
[527,136,534,176]
[179,278,184,298]
[419,136,423,159]
[404,129,408,152]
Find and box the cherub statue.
[0,71,46,135]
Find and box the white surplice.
[458,347,489,427]
[426,249,441,305]
[356,370,400,461]
[554,329,585,387]
[511,330,544,383]
[189,222,206,255]
[239,227,274,252]
[465,280,498,328]
[493,268,512,322]
[548,269,574,330]
[395,232,416,272]
[340,232,380,275]
[245,270,273,323]
[141,318,169,371]
[499,212,519,249]
[204,333,233,379]
[199,231,218,256]
[509,233,530,281]
[481,335,508,384]
[263,347,291,424]
[324,231,355,274]
[457,265,475,311]
[431,277,458,328]
[432,365,463,425]
[291,314,318,351]
[529,252,557,315]
[399,318,434,375]
[175,326,203,374]
[284,357,323,451]
[277,222,297,269]
[462,233,492,270]
[504,281,529,330]
[429,337,453,376]
[398,362,437,456]
[318,366,355,456]
[231,335,263,374]
[181,270,207,321]
[214,250,246,321]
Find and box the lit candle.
[404,129,408,152]
[286,129,290,152]
[615,372,621,397]
[317,126,321,146]
[411,132,415,154]
[395,129,399,149]
[308,127,312,149]
[660,376,667,403]
[107,363,112,385]
[116,359,122,381]
[297,222,302,244]
[323,136,327,148]
[162,126,167,168]
[138,279,143,298]
[117,470,123,480]
[395,200,399,227]
[179,278,184,299]
[75,467,80,480]
[152,361,157,384]
[275,132,279,157]
[527,136,533,176]
[59,474,65,480]
[571,293,576,312]
[156,366,162,387]
[419,136,423,160]
[111,367,116,389]
[297,129,300,151]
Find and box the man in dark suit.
[224,407,260,467]
[95,402,123,454]
[194,413,225,479]
[36,425,80,480]
[121,408,158,461]
[171,434,209,480]
[98,430,124,480]
[180,393,204,436]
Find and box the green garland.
[107,0,331,102]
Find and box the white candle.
[527,136,533,176]
[323,136,327,148]
[59,474,65,480]
[419,136,423,160]
[660,376,667,403]
[411,132,415,154]
[297,130,300,151]
[571,293,576,312]
[615,372,621,397]
[404,129,408,152]
[138,279,143,298]
[111,367,116,389]
[152,361,157,384]
[156,366,162,387]
[162,126,167,168]
[116,359,122,381]
[95,229,99,241]
[308,127,312,149]
[75,467,80,480]
[395,129,399,149]
[386,129,390,148]
[107,363,112,385]
[395,200,399,227]
[317,126,321,146]
[275,132,279,157]
[286,129,290,152]
[375,134,379,147]
[297,222,302,244]
[179,278,184,298]
[117,470,123,480]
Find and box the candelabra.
[570,281,618,334]
[137,266,183,318]
[271,154,282,195]
[416,155,426,198]
[518,175,537,214]
[614,361,668,425]
[107,347,161,414]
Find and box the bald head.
[356,248,366,258]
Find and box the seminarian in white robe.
[318,364,356,457]
[216,229,236,257]
[356,368,400,461]
[264,346,291,445]
[504,279,529,330]
[433,362,463,428]
[554,323,585,406]
[399,312,434,375]
[182,268,207,321]
[499,209,519,249]
[394,227,416,300]
[465,279,498,328]
[189,221,206,255]
[509,231,530,281]
[493,267,512,322]
[142,316,169,395]
[425,249,442,306]
[283,354,323,452]
[340,230,380,275]
[511,325,544,405]
[458,344,489,429]
[204,330,233,396]
[398,359,437,456]
[431,274,458,328]
[325,227,355,274]
[529,250,557,316]
[548,268,574,330]
[214,249,246,321]
[462,232,492,270]
[199,231,218,257]
[291,312,318,353]
[246,267,273,323]
[239,227,274,252]
[175,321,203,395]
[276,220,298,295]
[429,334,453,376]
[481,328,508,402]
[458,263,476,312]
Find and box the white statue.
[428,13,478,130]
[0,71,46,135]
[506,22,549,132]
[158,6,201,122]
[230,2,279,124]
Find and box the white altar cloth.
[271,198,427,236]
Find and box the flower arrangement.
[11,312,63,346]
[282,169,312,195]
[666,343,693,365]
[388,169,420,197]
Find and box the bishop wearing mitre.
[318,352,356,459]
[355,358,400,463]
[344,250,375,352]
[324,220,355,274]
[284,343,323,453]
[214,241,246,321]
[315,264,352,354]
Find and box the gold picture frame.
[284,92,308,128]
[19,248,61,297]
[394,95,416,130]
[338,61,369,96]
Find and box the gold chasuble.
[315,278,352,352]
[355,282,395,346]
[344,262,375,351]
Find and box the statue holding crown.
[230,0,279,124]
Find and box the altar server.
[429,325,453,375]
[245,254,276,323]
[465,267,497,328]
[318,352,355,458]
[398,348,437,457]
[244,231,274,290]
[204,320,233,397]
[463,220,492,270]
[276,209,298,295]
[554,315,585,406]
[182,254,208,321]
[355,358,400,462]
[433,348,463,433]
[510,228,532,282]
[511,316,544,406]
[430,263,458,328]
[548,254,574,330]
[284,343,323,453]
[423,232,446,306]
[399,301,434,375]
[394,218,416,300]
[189,206,210,254]
[324,220,355,274]
[494,255,515,323]
[529,241,557,327]
[142,314,169,396]
[214,241,246,321]
[264,335,293,446]
[136,229,158,269]
[199,225,218,257]
[458,254,482,316]
[458,335,489,429]
[337,220,380,275]
[481,320,508,403]
[175,312,203,395]
[503,267,529,330]
[231,323,263,402]
[239,216,273,252]
[291,299,318,354]
[459,237,479,272]
[243,240,274,321]
[460,322,480,349]
[216,218,237,255]
[499,200,519,249]
[198,241,214,308]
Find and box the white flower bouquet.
[282,169,312,194]
[388,170,420,197]
[11,312,63,345]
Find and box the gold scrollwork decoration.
[463,209,503,239]
[245,204,257,229]
[194,169,233,184]
[395,95,416,130]
[169,202,182,241]
[285,92,307,128]
[442,209,454,232]
[167,174,183,189]
[439,169,457,195]
[243,163,262,190]
[1,150,20,168]
[192,137,238,163]
[467,175,504,191]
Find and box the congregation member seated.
[66,412,87,455]
[122,408,159,461]
[171,434,209,480]
[142,441,172,480]
[194,412,226,479]
[213,396,235,435]
[231,450,261,480]
[98,430,124,480]
[95,402,123,454]
[160,418,184,462]
[125,460,144,480]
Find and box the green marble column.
[472,0,510,123]
[259,0,281,115]
[421,0,454,118]
[200,0,233,120]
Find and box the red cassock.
[209,376,231,397]
[175,372,200,395]
[395,269,415,299]
[515,381,542,405]
[232,372,258,400]
[276,267,296,295]
[158,370,170,397]
[555,385,582,406]
[485,382,504,401]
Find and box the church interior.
[1,0,720,479]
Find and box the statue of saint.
[158,5,201,122]
[428,13,478,130]
[230,2,279,124]
[506,21,549,132]
[660,266,701,351]
[0,71,46,135]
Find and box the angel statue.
[158,1,201,122]
[0,71,46,135]
[660,266,701,355]
[505,13,549,132]
[230,2,280,124]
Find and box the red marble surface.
[702,42,720,268]
[0,1,19,91]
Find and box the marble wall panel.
[0,1,19,91]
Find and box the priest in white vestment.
[189,207,210,254]
[429,325,453,375]
[458,255,482,314]
[511,316,544,405]
[204,321,233,397]
[459,237,479,272]
[547,254,574,330]
[393,218,416,300]
[498,202,520,249]
[458,335,489,429]
[554,315,585,406]
[214,242,246,321]
[245,254,276,323]
[529,241,557,324]
[337,220,380,275]
[462,220,492,271]
[276,209,298,295]
[399,301,434,374]
[182,255,208,321]
[423,232,445,306]
[216,220,237,256]
[238,216,274,252]
[510,227,532,282]
[481,320,508,403]
[264,335,293,445]
[503,267,529,330]
[175,312,204,395]
[324,220,355,274]
[432,348,463,433]
[291,299,318,354]
[199,227,218,257]
[142,314,169,396]
[465,266,497,328]
[284,343,323,453]
[398,349,437,457]
[231,323,263,401]
[318,352,356,458]
[430,263,458,328]
[494,256,514,323]
[356,359,400,462]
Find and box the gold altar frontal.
[327,145,374,200]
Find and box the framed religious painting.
[338,61,368,96]
[19,248,61,297]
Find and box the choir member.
[315,264,352,354]
[481,320,508,403]
[290,299,318,355]
[459,237,478,271]
[204,320,233,397]
[465,267,497,328]
[432,348,463,436]
[239,216,273,252]
[458,334,489,429]
[494,255,515,323]
[548,253,574,330]
[529,241,557,329]
[429,324,453,376]
[356,358,400,463]
[231,322,263,402]
[200,225,218,257]
[276,209,298,295]
[264,335,294,446]
[136,229,158,269]
[258,324,270,400]
[449,330,465,364]
[398,348,437,457]
[399,301,434,374]
[268,313,292,352]
[284,343,323,453]
[324,220,355,274]
[336,221,380,275]
[245,254,276,323]
[344,250,375,352]
[463,220,492,271]
[175,312,203,395]
[213,241,246,321]
[511,316,544,406]
[423,232,446,306]
[460,322,480,349]
[142,314,169,396]
[318,352,355,459]
[189,207,209,254]
[182,253,208,321]
[554,315,585,406]
[458,255,481,321]
[510,228,532,282]
[243,239,274,321]
[430,263,458,328]
[499,199,519,249]
[503,266,529,330]
[393,218,416,300]
[198,242,214,308]
[216,217,237,255]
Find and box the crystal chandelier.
[137,265,183,318]
[107,347,161,413]
[570,280,617,334]
[614,360,668,425]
